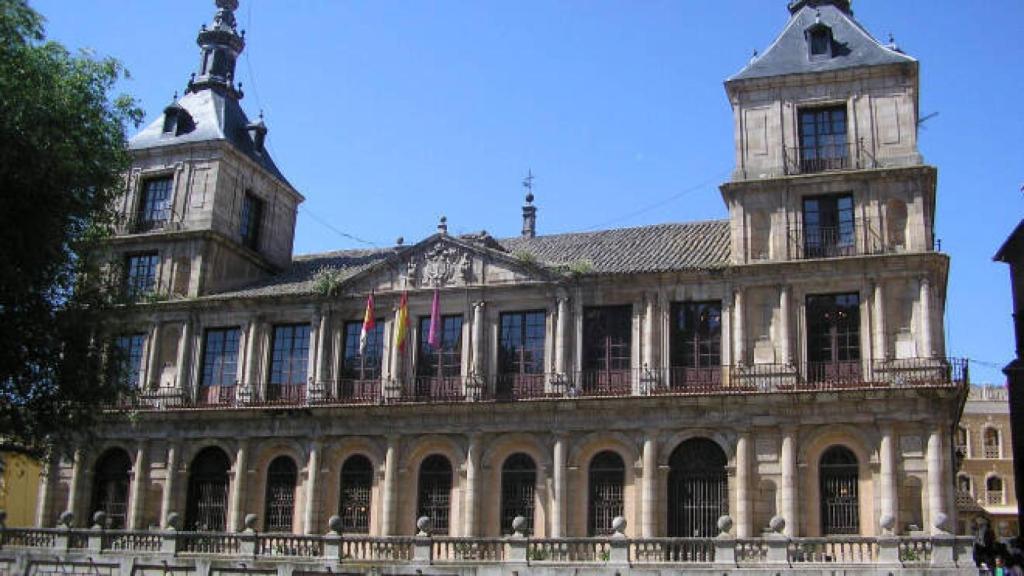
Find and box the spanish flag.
[358,291,375,355]
[394,291,410,352]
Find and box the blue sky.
[30,0,1024,384]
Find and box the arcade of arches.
[49,423,957,539]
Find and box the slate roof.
[206,220,731,300]
[129,90,291,186]
[729,2,915,82]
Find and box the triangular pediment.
[342,234,556,296]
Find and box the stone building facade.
[32,0,968,547]
[955,385,1018,538]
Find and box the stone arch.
[263,455,299,532]
[568,431,639,469]
[799,426,875,537]
[185,446,232,531]
[248,440,305,532]
[660,430,734,467]
[982,426,1001,458]
[480,434,550,537]
[89,447,133,529]
[399,435,465,535]
[322,437,386,535]
[986,473,1005,504]
[667,437,729,537]
[569,432,640,537]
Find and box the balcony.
[399,376,465,403]
[494,373,549,400]
[132,218,169,233]
[787,218,887,260]
[783,140,875,176]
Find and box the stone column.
[551,435,567,538]
[879,426,897,532]
[780,429,797,536]
[736,433,751,538]
[308,309,323,390]
[243,320,259,389]
[229,440,249,532]
[472,302,485,375]
[919,277,933,358]
[779,286,792,366]
[316,310,331,385]
[175,318,193,393]
[145,323,162,389]
[381,436,400,535]
[36,454,58,527]
[464,435,480,536]
[128,439,149,529]
[641,433,658,537]
[304,439,321,534]
[555,297,570,375]
[874,282,887,361]
[733,288,745,365]
[926,428,946,533]
[160,442,179,528]
[66,448,83,524]
[643,296,655,371]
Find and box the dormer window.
[161,104,194,136]
[806,23,833,59]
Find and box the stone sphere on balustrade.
[416,516,431,536]
[717,515,733,535]
[58,510,74,528]
[244,513,258,531]
[328,515,343,534]
[769,515,786,534]
[92,510,107,529]
[611,516,627,535]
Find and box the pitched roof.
[205,220,731,300]
[729,3,915,82]
[129,90,291,186]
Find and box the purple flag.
[428,288,441,348]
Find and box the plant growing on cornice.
[312,265,345,297]
[562,259,594,279]
[512,250,539,268]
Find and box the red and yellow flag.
[394,291,410,352]
[358,292,375,355]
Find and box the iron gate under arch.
[417,454,453,535]
[668,438,728,537]
[820,445,859,534]
[91,448,132,529]
[340,455,374,533]
[588,451,625,536]
[500,453,537,534]
[263,456,297,532]
[185,447,231,531]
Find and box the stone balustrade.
[0,522,978,575]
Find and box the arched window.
[667,438,728,537]
[500,453,537,534]
[958,474,973,496]
[588,451,625,536]
[983,428,1001,459]
[185,447,231,531]
[340,455,374,534]
[263,456,297,532]
[90,448,132,529]
[955,427,969,457]
[820,446,859,535]
[987,476,1005,505]
[417,455,453,535]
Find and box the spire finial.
[186,0,246,100]
[521,171,538,239]
[438,215,448,235]
[522,169,535,204]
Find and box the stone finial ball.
[328,515,343,533]
[416,516,431,535]
[717,515,734,534]
[58,510,75,528]
[933,512,949,531]
[512,516,528,534]
[611,516,627,534]
[244,513,258,530]
[166,512,181,530]
[769,515,786,533]
[92,510,107,528]
[879,514,896,531]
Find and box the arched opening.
[955,426,969,457]
[987,476,1004,505]
[899,476,923,533]
[667,438,728,537]
[263,456,297,532]
[587,451,625,536]
[983,428,1001,459]
[417,455,453,535]
[340,455,374,534]
[819,445,859,535]
[185,447,231,531]
[90,448,132,529]
[885,199,908,251]
[500,453,537,535]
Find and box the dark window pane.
[201,328,241,387]
[499,311,546,375]
[582,306,632,371]
[343,320,385,380]
[114,333,146,388]
[417,315,463,377]
[125,253,159,298]
[240,193,263,250]
[138,177,172,228]
[263,457,297,532]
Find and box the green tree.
[0,0,143,454]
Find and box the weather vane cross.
[522,169,535,198]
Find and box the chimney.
[522,192,537,238]
[437,215,448,235]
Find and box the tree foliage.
[0,0,143,453]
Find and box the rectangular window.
[268,324,310,403]
[581,305,632,395]
[806,293,861,384]
[342,320,384,381]
[798,106,848,172]
[669,301,722,387]
[137,177,173,231]
[113,333,146,389]
[124,253,159,298]
[239,193,263,250]
[802,193,854,258]
[417,315,463,378]
[498,311,546,398]
[201,328,241,387]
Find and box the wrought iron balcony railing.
[787,218,887,260]
[783,139,877,176]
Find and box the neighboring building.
[8,0,974,571]
[955,385,1018,538]
[0,452,40,528]
[996,219,1024,538]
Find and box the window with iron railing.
[806,293,861,383]
[802,194,855,258]
[136,177,172,232]
[200,328,240,405]
[268,324,310,402]
[185,447,231,531]
[113,333,146,389]
[498,311,545,398]
[820,446,860,535]
[501,453,537,535]
[417,455,453,535]
[417,315,463,378]
[954,426,970,458]
[983,428,1001,459]
[263,456,297,532]
[798,106,848,173]
[669,301,722,388]
[339,455,373,534]
[987,476,1005,505]
[588,451,625,536]
[582,306,632,394]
